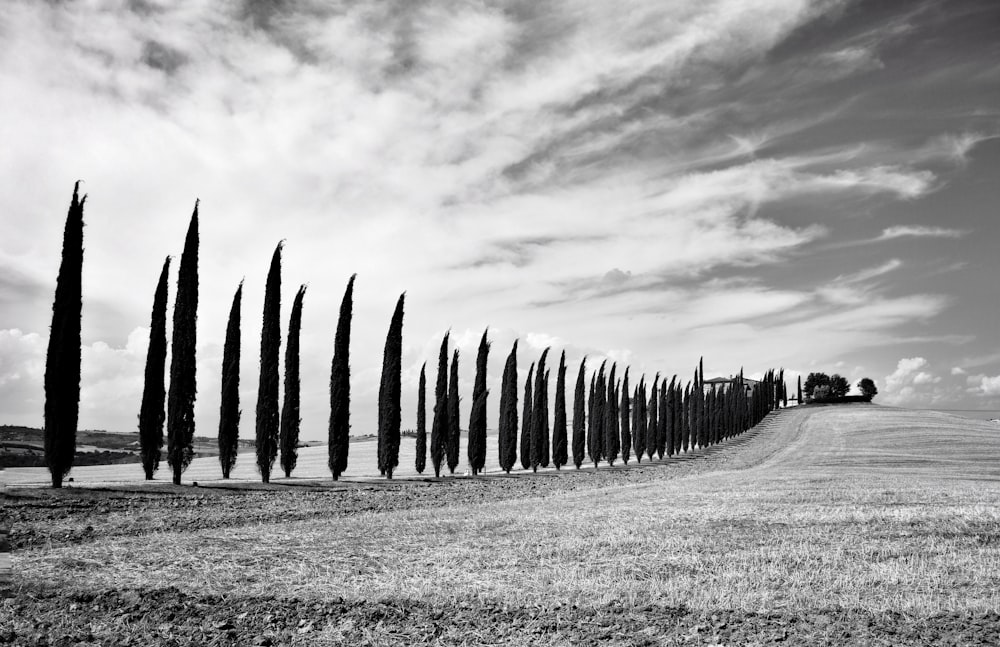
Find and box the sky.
[1,0,999,440]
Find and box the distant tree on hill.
[634,378,646,462]
[604,364,619,466]
[328,274,355,481]
[167,203,199,486]
[797,375,803,404]
[858,377,878,401]
[430,333,449,477]
[552,351,568,470]
[44,183,85,489]
[140,256,170,480]
[280,285,306,478]
[531,349,550,471]
[468,329,490,475]
[803,372,830,398]
[646,375,658,461]
[498,341,518,473]
[571,357,586,469]
[255,242,282,484]
[415,363,427,474]
[829,374,850,398]
[377,293,404,479]
[217,280,241,479]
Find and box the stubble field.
[3,405,1000,646]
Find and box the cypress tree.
[571,357,586,469]
[447,349,461,474]
[468,329,490,475]
[646,375,658,460]
[520,362,534,470]
[531,348,550,472]
[255,241,282,483]
[377,293,405,479]
[430,333,449,477]
[665,376,676,457]
[656,379,668,458]
[553,351,568,470]
[44,183,85,489]
[328,274,355,480]
[619,368,630,465]
[279,285,306,478]
[604,365,619,466]
[633,379,645,463]
[415,363,427,474]
[166,203,199,486]
[682,383,691,452]
[541,369,551,468]
[498,341,518,473]
[586,372,596,466]
[594,361,607,465]
[797,374,803,404]
[217,280,241,479]
[139,256,170,480]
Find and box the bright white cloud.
[877,226,969,241]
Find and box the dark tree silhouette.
[552,351,568,470]
[803,372,830,398]
[44,183,85,489]
[531,348,550,472]
[167,203,199,486]
[646,375,658,461]
[634,378,646,463]
[279,285,306,478]
[447,349,461,474]
[468,329,490,475]
[620,368,631,465]
[328,274,355,480]
[255,241,282,484]
[657,378,668,458]
[604,364,619,466]
[571,357,586,469]
[415,362,427,474]
[593,361,607,465]
[520,362,534,470]
[139,256,170,480]
[586,373,596,466]
[377,293,405,479]
[217,280,241,479]
[858,377,878,401]
[498,341,518,473]
[430,333,449,477]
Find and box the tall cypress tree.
[571,357,586,469]
[594,361,607,464]
[664,375,676,457]
[217,280,241,479]
[447,349,461,474]
[279,285,306,478]
[498,341,518,473]
[139,256,170,480]
[634,378,646,463]
[520,362,534,470]
[430,332,449,477]
[531,348,550,472]
[657,379,668,459]
[166,203,199,486]
[44,183,85,489]
[541,369,551,468]
[586,373,596,466]
[415,362,427,474]
[328,274,355,480]
[604,364,619,466]
[468,329,490,475]
[797,374,803,404]
[255,241,282,484]
[620,369,631,465]
[377,293,405,479]
[552,351,568,470]
[646,375,658,461]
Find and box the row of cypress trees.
[42,184,786,487]
[410,334,787,477]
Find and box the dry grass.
[16,406,1000,616]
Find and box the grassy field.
[3,405,1000,645]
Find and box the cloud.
[876,226,969,241]
[977,375,1000,397]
